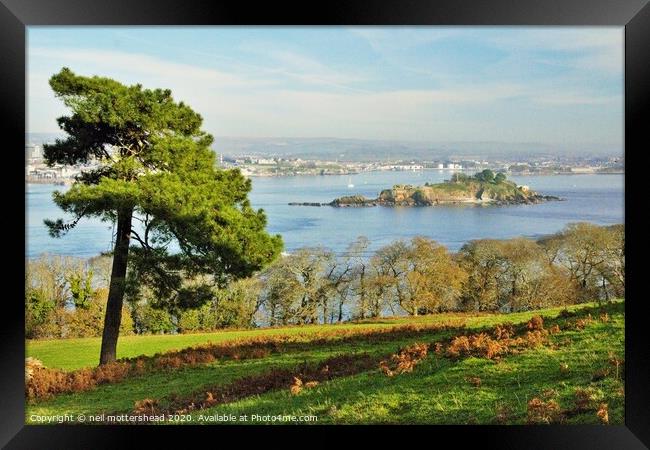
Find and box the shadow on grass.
[193,304,623,425]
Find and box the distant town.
[26,141,624,184]
[223,154,623,178]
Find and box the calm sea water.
[26,171,624,258]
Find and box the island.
[289,170,562,207]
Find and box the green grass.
[27,303,596,371]
[186,301,624,425]
[27,326,463,418]
[26,301,623,426]
[427,182,471,192]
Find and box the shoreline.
[26,170,624,186]
[244,170,624,179]
[26,177,73,186]
[290,197,563,208]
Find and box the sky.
[27,27,623,153]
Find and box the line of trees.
[26,222,623,338]
[25,255,133,339]
[450,169,506,184]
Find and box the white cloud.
[348,27,463,52]
[531,93,620,106]
[263,49,369,91]
[486,28,623,75]
[26,32,622,147]
[29,47,266,88]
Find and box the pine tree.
[43,68,283,365]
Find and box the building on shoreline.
[26,144,43,164]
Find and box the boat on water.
[347,177,354,188]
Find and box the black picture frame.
[2,0,648,447]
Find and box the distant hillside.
[210,137,611,161]
[27,133,618,161]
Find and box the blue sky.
[27,27,623,152]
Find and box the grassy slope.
[26,301,623,426]
[196,302,623,425]
[28,307,579,371]
[430,180,526,199]
[27,319,430,371]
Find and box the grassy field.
[26,301,624,425]
[27,313,466,371]
[27,303,596,371]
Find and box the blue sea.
[26,171,624,258]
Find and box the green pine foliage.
[42,68,282,363]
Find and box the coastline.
[26,170,624,185]
[248,171,624,179]
[26,177,72,186]
[291,197,563,208]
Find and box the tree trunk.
[359,269,366,319]
[99,208,133,365]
